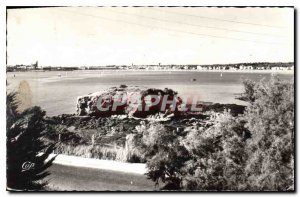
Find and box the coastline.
[122,69,294,74]
[8,69,294,75]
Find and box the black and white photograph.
[5,5,295,192]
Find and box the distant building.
[32,61,38,70]
[79,66,88,70]
[197,66,203,70]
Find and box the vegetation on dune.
[243,77,294,190]
[139,76,294,191]
[44,103,243,162]
[53,143,143,162]
[180,111,249,190]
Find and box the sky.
[7,7,294,67]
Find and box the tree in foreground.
[142,76,294,191]
[244,77,294,190]
[141,123,190,190]
[7,92,56,191]
[181,111,249,191]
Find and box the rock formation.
[76,85,182,118]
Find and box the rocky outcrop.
[76,85,182,118]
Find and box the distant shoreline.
[7,69,294,75]
[126,69,294,74]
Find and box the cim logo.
[21,161,35,172]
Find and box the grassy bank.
[44,103,245,163]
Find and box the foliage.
[241,79,256,102]
[54,143,143,162]
[6,92,19,127]
[244,77,294,190]
[140,123,190,190]
[7,92,56,191]
[181,111,249,190]
[142,76,294,191]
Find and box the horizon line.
[7,61,294,68]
